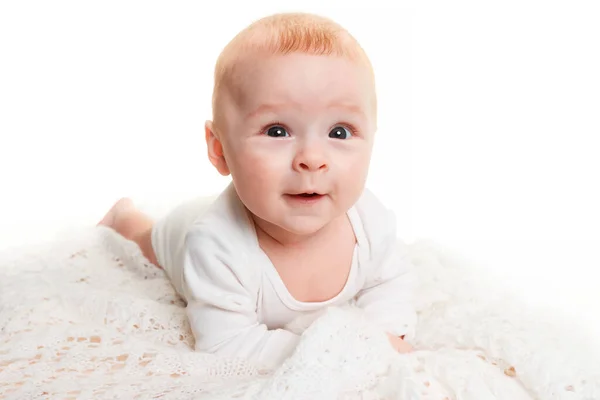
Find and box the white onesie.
[151,183,417,369]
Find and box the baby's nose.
[293,149,328,172]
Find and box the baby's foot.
[97,198,135,228]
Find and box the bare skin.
[98,198,159,268]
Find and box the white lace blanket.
[1,227,598,399]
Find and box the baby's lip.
[286,191,324,196]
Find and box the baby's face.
[218,53,377,237]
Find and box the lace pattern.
[1,227,598,399]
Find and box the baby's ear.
[205,121,230,176]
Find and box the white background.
[1,1,599,343]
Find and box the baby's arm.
[353,208,418,350]
[182,231,300,370]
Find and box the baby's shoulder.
[183,185,260,282]
[187,184,255,247]
[352,188,397,244]
[352,189,409,271]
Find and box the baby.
[99,12,417,370]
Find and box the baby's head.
[205,12,378,239]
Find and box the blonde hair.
[211,12,376,128]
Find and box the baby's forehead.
[211,13,378,128]
[225,52,375,111]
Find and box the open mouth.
[285,192,325,202]
[297,193,319,197]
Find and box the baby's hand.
[386,333,414,354]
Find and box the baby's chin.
[275,214,336,238]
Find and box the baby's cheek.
[343,160,369,192]
[246,159,283,189]
[230,152,283,208]
[231,148,269,179]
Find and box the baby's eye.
[265,126,289,138]
[328,126,352,140]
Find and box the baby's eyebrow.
[329,102,366,117]
[246,103,290,120]
[245,101,366,120]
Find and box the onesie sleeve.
[353,202,418,340]
[181,228,301,370]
